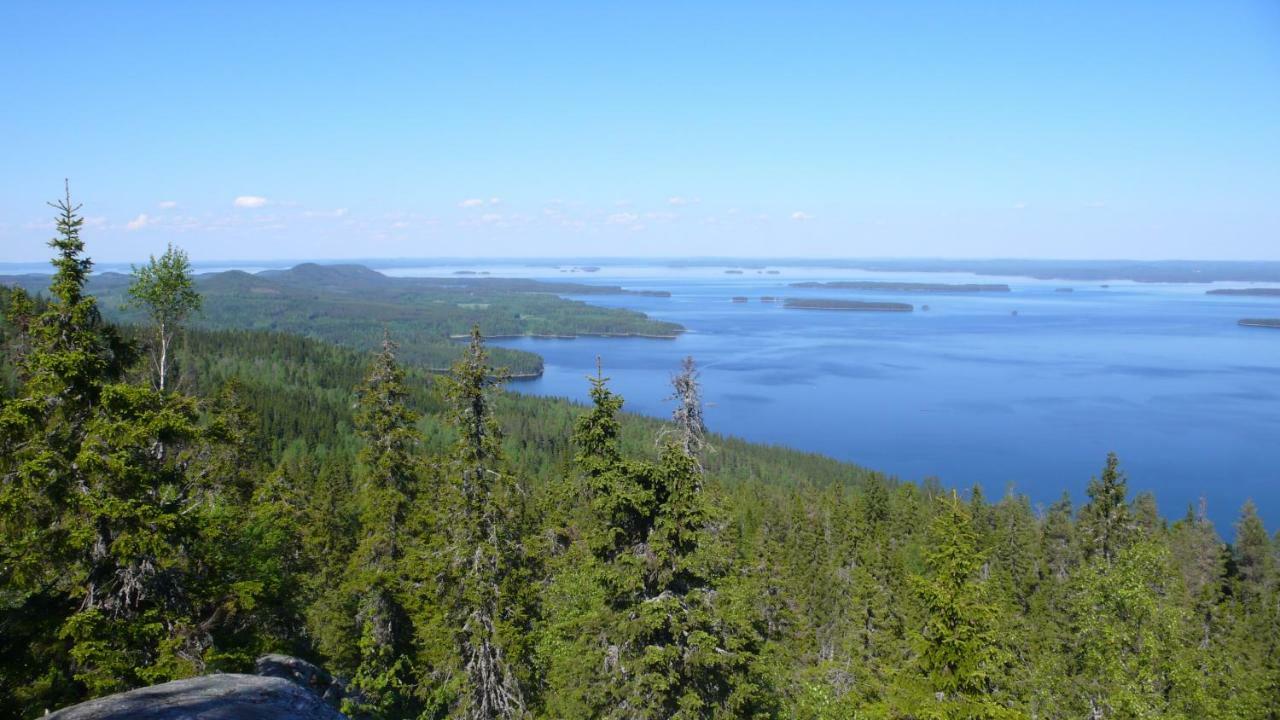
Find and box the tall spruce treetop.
[572,362,653,570]
[1079,452,1133,564]
[355,332,420,508]
[127,243,201,391]
[444,326,508,479]
[28,182,115,408]
[439,326,526,720]
[342,333,422,719]
[667,356,707,464]
[574,360,624,475]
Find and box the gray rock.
[45,673,347,720]
[256,654,351,709]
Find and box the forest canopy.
[1,193,1278,719]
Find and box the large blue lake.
[384,263,1280,531]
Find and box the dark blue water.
[390,264,1280,532]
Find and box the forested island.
[3,195,1279,719]
[0,263,682,378]
[784,297,914,312]
[1209,288,1280,297]
[1238,318,1280,328]
[791,280,1011,292]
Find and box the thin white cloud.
[489,197,501,205]
[1013,202,1028,210]
[1085,200,1106,208]
[791,211,813,221]
[126,213,152,230]
[158,200,178,209]
[234,195,268,208]
[459,198,485,208]
[606,212,639,225]
[303,208,349,218]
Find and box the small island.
[790,281,1010,292]
[760,296,777,303]
[1208,288,1280,297]
[725,269,745,275]
[1238,318,1280,329]
[784,298,913,312]
[1055,287,1074,293]
[732,296,749,303]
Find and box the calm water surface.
[384,263,1280,530]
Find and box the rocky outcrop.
[44,673,347,719]
[256,654,352,710]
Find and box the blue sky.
[2,2,1278,262]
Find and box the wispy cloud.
[158,200,178,209]
[668,196,700,206]
[606,212,639,225]
[791,211,813,221]
[303,207,349,218]
[1013,201,1028,210]
[459,198,485,208]
[234,195,268,208]
[126,213,152,230]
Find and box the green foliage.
[4,193,1280,720]
[436,327,530,720]
[878,492,1020,719]
[0,261,685,379]
[126,243,201,390]
[1079,452,1134,564]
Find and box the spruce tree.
[887,492,1019,719]
[1078,453,1133,565]
[614,358,774,719]
[0,189,265,711]
[1233,500,1272,602]
[438,327,527,720]
[340,334,422,718]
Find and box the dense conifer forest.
[3,195,1279,719]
